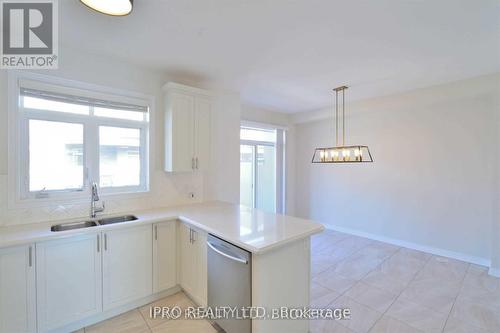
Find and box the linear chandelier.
[312,86,373,163]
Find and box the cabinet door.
[179,223,208,306]
[194,96,211,172]
[36,234,102,332]
[0,245,36,333]
[192,227,208,307]
[179,223,196,297]
[167,91,195,172]
[153,221,177,293]
[102,225,152,310]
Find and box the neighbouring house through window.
[14,77,151,201]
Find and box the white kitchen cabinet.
[102,225,153,310]
[36,234,102,332]
[153,221,177,293]
[179,222,207,306]
[164,82,212,173]
[0,244,36,333]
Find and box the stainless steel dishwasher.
[207,234,251,333]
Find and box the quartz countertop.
[0,201,324,254]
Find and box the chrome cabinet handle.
[104,233,108,251]
[97,234,100,252]
[191,157,195,170]
[155,225,158,241]
[28,246,33,267]
[195,157,198,169]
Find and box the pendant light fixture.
[80,0,133,16]
[312,86,373,163]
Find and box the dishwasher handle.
[207,240,248,264]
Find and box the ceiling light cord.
[335,89,339,146]
[342,87,345,146]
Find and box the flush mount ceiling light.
[312,86,373,164]
[80,0,133,16]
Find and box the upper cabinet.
[163,83,212,173]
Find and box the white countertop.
[0,201,324,254]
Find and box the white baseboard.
[324,224,491,268]
[489,267,500,277]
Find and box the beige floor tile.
[314,267,357,294]
[443,316,493,333]
[311,319,357,333]
[356,242,400,260]
[334,253,384,280]
[400,276,461,314]
[396,248,432,263]
[369,316,424,333]
[416,255,469,283]
[450,295,500,332]
[85,309,150,333]
[311,289,341,308]
[312,231,351,251]
[312,282,335,300]
[344,282,397,313]
[312,253,342,277]
[361,268,411,295]
[151,319,217,333]
[331,296,382,333]
[318,237,371,258]
[459,265,500,308]
[385,297,448,333]
[139,292,195,328]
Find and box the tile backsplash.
[0,171,205,227]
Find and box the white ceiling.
[60,0,500,113]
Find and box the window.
[240,125,286,213]
[17,80,150,200]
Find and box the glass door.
[255,145,276,212]
[240,145,255,209]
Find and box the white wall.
[0,46,240,226]
[293,73,500,268]
[241,105,296,214]
[207,92,242,204]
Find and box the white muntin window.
[9,73,152,204]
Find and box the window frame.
[8,71,154,207]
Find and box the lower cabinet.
[153,221,177,292]
[36,224,153,332]
[0,220,198,332]
[179,222,207,306]
[0,244,36,333]
[36,234,102,332]
[102,225,152,310]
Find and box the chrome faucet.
[90,182,105,218]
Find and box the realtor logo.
[1,0,58,68]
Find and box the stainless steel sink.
[98,215,138,225]
[51,220,98,232]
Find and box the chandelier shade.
[312,86,373,164]
[312,145,373,163]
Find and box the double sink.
[51,215,138,232]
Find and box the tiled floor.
[310,230,500,333]
[75,230,500,333]
[75,292,218,333]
